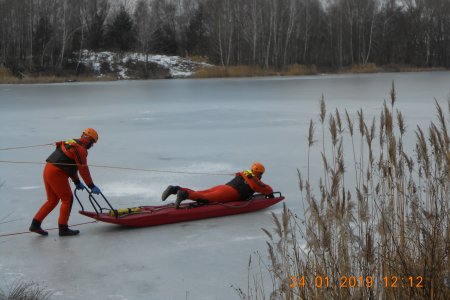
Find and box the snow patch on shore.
[79,50,210,79]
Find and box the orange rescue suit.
[34,139,95,226]
[182,170,273,203]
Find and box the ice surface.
[1,72,450,299]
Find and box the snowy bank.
[78,50,211,79]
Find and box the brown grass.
[133,63,445,79]
[194,64,318,78]
[240,83,450,299]
[285,64,318,76]
[339,63,378,74]
[186,55,210,63]
[194,65,277,78]
[382,64,448,72]
[0,67,19,83]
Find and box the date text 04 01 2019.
[290,275,424,289]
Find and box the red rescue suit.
[182,170,273,203]
[34,139,95,226]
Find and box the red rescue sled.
[76,190,284,227]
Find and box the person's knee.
[59,194,73,205]
[45,195,60,205]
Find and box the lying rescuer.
[161,162,274,208]
[29,128,102,236]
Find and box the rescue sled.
[75,190,284,227]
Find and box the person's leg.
[48,172,79,236]
[42,164,79,236]
[183,185,241,202]
[56,185,73,226]
[33,165,61,222]
[56,188,80,236]
[30,164,61,235]
[161,185,180,201]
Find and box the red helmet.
[82,128,98,142]
[251,162,265,175]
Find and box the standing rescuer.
[29,128,102,236]
[161,162,274,208]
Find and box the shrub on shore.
[0,67,20,84]
[240,84,450,299]
[0,68,118,84]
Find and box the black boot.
[59,224,80,237]
[175,190,188,209]
[161,185,180,201]
[29,219,48,236]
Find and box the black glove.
[265,194,275,199]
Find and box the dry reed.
[0,280,53,300]
[239,82,450,300]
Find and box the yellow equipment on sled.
[108,207,141,217]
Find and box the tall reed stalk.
[239,83,450,299]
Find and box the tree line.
[0,0,449,76]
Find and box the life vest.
[46,139,83,177]
[226,170,255,200]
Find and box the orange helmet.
[82,128,98,142]
[251,162,265,175]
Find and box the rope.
[0,218,23,225]
[0,143,232,176]
[0,143,53,151]
[0,220,98,237]
[0,160,233,176]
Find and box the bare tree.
[1,0,449,76]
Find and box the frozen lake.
[1,71,449,299]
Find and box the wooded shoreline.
[1,0,449,84]
[1,63,448,84]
